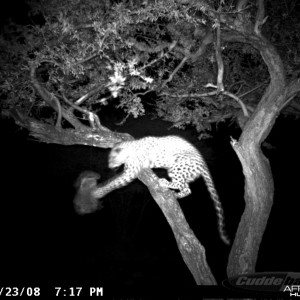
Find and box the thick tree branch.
[30,64,62,128]
[137,169,216,285]
[30,63,83,129]
[7,108,131,147]
[30,61,112,132]
[223,14,290,277]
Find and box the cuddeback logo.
[223,272,300,296]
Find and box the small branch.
[254,0,267,35]
[54,96,62,128]
[161,90,218,98]
[279,78,300,111]
[135,89,153,97]
[30,63,82,129]
[141,41,177,70]
[214,15,224,92]
[159,30,213,88]
[30,64,62,128]
[115,113,130,126]
[74,85,105,106]
[228,80,246,91]
[161,56,188,88]
[206,83,249,117]
[74,33,107,66]
[62,93,90,115]
[223,90,249,117]
[238,83,265,98]
[127,37,175,53]
[61,93,110,131]
[237,0,249,11]
[163,84,250,117]
[75,53,99,65]
[189,30,213,61]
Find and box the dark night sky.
[0,1,29,26]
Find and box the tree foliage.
[1,0,298,137]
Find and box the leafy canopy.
[0,0,299,136]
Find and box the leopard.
[77,135,230,244]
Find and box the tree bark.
[226,36,290,276]
[138,169,216,284]
[6,108,132,148]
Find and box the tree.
[1,0,300,285]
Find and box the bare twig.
[163,83,250,117]
[238,83,265,98]
[128,37,175,53]
[161,90,218,98]
[223,90,249,116]
[61,93,110,131]
[214,15,224,92]
[206,83,249,116]
[161,56,188,88]
[74,85,105,106]
[237,0,249,11]
[75,53,99,65]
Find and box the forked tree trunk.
[227,36,288,276]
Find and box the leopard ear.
[112,142,125,152]
[113,147,123,154]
